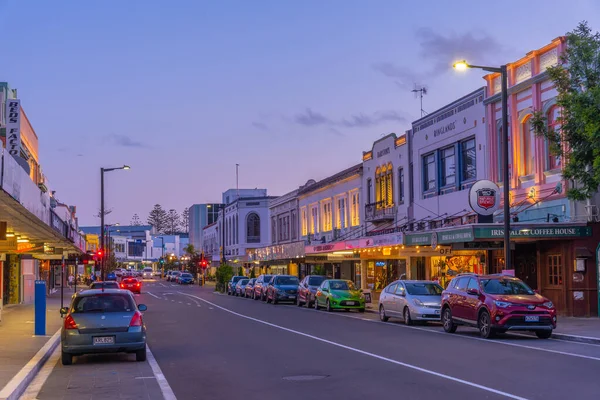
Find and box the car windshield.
[143,268,153,272]
[263,275,273,282]
[172,272,180,276]
[239,279,249,285]
[481,278,535,295]
[233,276,246,282]
[308,276,325,286]
[329,281,355,291]
[181,274,192,278]
[276,276,299,285]
[405,283,443,296]
[72,293,135,313]
[90,282,119,289]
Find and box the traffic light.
[199,260,208,269]
[97,249,103,258]
[159,258,164,265]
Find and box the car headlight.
[494,300,512,308]
[543,301,554,309]
[412,299,424,307]
[330,293,340,299]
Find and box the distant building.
[188,203,220,252]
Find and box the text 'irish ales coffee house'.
[403,179,599,317]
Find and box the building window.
[522,117,535,176]
[546,106,561,171]
[350,191,360,226]
[310,206,319,235]
[291,211,297,240]
[272,217,278,243]
[336,196,347,229]
[461,138,476,182]
[301,208,308,236]
[423,153,436,191]
[367,178,372,204]
[398,168,404,204]
[441,146,456,186]
[385,163,393,206]
[375,167,383,204]
[321,202,332,232]
[246,213,261,243]
[547,254,562,286]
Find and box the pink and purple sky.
[2,0,598,225]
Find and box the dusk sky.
[2,0,598,226]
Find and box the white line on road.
[147,345,177,400]
[179,292,528,400]
[19,344,60,400]
[159,283,167,287]
[146,292,161,299]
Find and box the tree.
[94,208,113,218]
[165,209,180,234]
[181,207,190,233]
[147,204,168,233]
[531,21,600,200]
[184,243,197,257]
[131,213,141,226]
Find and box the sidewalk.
[0,291,73,400]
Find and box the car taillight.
[129,311,143,327]
[64,315,78,330]
[136,283,140,287]
[121,284,125,288]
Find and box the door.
[316,281,329,306]
[449,277,469,319]
[381,283,398,315]
[464,278,482,322]
[410,257,426,280]
[394,282,408,316]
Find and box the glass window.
[522,117,535,176]
[461,138,476,182]
[329,280,355,290]
[548,254,562,286]
[423,153,436,191]
[276,276,299,285]
[367,178,372,204]
[405,282,443,295]
[466,278,480,292]
[386,283,398,293]
[454,277,469,291]
[72,293,135,313]
[398,168,404,203]
[395,283,406,295]
[546,106,561,170]
[441,147,456,186]
[308,276,324,286]
[481,278,535,295]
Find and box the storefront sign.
[305,240,359,254]
[359,233,403,248]
[469,180,500,216]
[249,241,305,261]
[5,99,21,157]
[404,233,432,246]
[377,147,390,158]
[474,226,592,239]
[438,227,474,244]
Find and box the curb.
[550,332,600,345]
[0,329,61,400]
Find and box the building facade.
[188,203,220,252]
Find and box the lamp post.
[100,165,130,280]
[453,60,510,270]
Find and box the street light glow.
[123,165,130,170]
[453,60,469,71]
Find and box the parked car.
[227,276,248,295]
[266,275,300,304]
[142,267,154,279]
[90,281,120,290]
[235,279,249,296]
[169,271,181,282]
[314,279,365,312]
[252,274,274,301]
[154,270,163,278]
[178,273,194,285]
[106,272,117,281]
[297,275,325,308]
[59,289,147,365]
[243,278,256,298]
[114,269,124,278]
[120,277,142,294]
[441,273,557,339]
[379,280,443,325]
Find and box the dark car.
[266,275,300,304]
[60,289,147,365]
[253,274,274,301]
[235,279,249,296]
[178,273,194,285]
[297,275,325,308]
[243,278,256,298]
[90,281,120,290]
[120,278,142,294]
[441,273,557,339]
[227,276,248,295]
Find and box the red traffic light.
[200,260,208,269]
[97,250,103,257]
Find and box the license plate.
[525,315,539,322]
[93,336,114,345]
[347,301,356,306]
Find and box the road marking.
[147,345,177,400]
[159,283,167,287]
[19,344,60,399]
[187,303,191,306]
[178,301,183,304]
[146,292,161,299]
[179,293,528,400]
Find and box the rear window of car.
[276,276,299,285]
[72,293,135,313]
[308,276,324,286]
[181,273,192,278]
[239,279,249,285]
[123,278,138,283]
[90,282,119,289]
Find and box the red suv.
[441,273,556,339]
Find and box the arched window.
[546,106,561,171]
[247,213,261,243]
[386,162,394,206]
[522,116,535,176]
[375,167,382,204]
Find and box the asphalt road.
[24,280,600,400]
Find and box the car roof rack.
[456,272,477,277]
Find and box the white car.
[142,268,154,279]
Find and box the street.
[23,280,600,400]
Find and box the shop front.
[249,241,305,277]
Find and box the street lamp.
[453,60,511,271]
[100,165,130,280]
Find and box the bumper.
[330,299,365,309]
[62,330,146,355]
[411,306,442,321]
[275,293,297,301]
[493,313,557,331]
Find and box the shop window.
[460,138,476,182]
[547,254,562,285]
[423,153,436,192]
[546,106,562,171]
[441,146,456,186]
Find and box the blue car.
[178,273,194,284]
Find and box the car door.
[316,281,328,306]
[394,283,408,316]
[450,277,470,319]
[464,278,483,322]
[380,282,398,315]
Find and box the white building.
[201,222,219,263]
[411,87,487,227]
[270,189,300,245]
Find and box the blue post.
[34,280,46,336]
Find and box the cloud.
[292,109,408,129]
[294,108,332,127]
[107,134,148,148]
[251,121,269,131]
[373,27,508,87]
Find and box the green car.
[314,279,365,312]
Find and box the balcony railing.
[365,201,396,222]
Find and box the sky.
[2,0,599,226]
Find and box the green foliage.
[531,21,600,200]
[216,265,234,292]
[238,266,244,276]
[249,268,256,279]
[312,265,324,275]
[147,204,168,233]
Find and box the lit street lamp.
[100,165,130,280]
[453,60,511,270]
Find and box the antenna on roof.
[411,84,429,118]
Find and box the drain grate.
[283,375,329,381]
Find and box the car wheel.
[358,308,365,313]
[379,305,389,322]
[136,347,147,362]
[536,330,552,339]
[442,307,457,333]
[403,307,414,326]
[478,310,494,339]
[61,351,72,366]
[326,299,332,312]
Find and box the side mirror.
[466,288,479,296]
[138,304,147,312]
[60,307,69,315]
[322,288,329,293]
